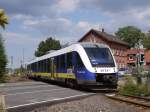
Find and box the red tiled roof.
[78,29,129,47]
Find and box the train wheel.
[65,79,78,89]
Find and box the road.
[0,81,94,112]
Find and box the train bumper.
[77,73,118,89]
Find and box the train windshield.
[84,48,115,67]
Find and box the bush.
[119,76,150,96]
[0,75,10,83]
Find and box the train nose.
[96,73,118,84]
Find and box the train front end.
[76,43,118,89]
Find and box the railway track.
[105,94,150,108]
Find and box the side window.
[47,58,51,72]
[31,63,34,72]
[76,53,84,68]
[37,61,39,72]
[56,56,59,69]
[39,61,41,72]
[67,52,72,68]
[35,62,38,72]
[43,59,47,72]
[39,61,42,72]
[60,54,65,69]
[41,61,44,72]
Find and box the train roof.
[27,42,109,65]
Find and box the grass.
[0,75,10,83]
[119,76,150,97]
[0,74,30,83]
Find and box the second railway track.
[105,94,150,108]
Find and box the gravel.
[32,94,150,112]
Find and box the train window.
[60,54,65,69]
[44,60,46,72]
[35,62,38,72]
[47,58,51,72]
[37,61,39,72]
[39,61,42,72]
[43,60,46,72]
[56,56,59,69]
[67,52,72,68]
[40,61,42,72]
[32,64,34,71]
[45,59,48,72]
[76,53,84,68]
[40,61,43,72]
[31,63,34,72]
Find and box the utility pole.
[136,41,142,84]
[22,48,24,68]
[10,56,13,74]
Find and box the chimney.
[102,28,104,32]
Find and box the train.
[27,42,118,90]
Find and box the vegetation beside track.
[118,76,150,97]
[0,67,32,83]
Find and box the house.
[127,49,150,70]
[127,49,144,66]
[145,50,150,69]
[78,29,130,69]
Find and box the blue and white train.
[27,42,118,89]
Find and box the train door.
[50,57,56,79]
[66,52,73,74]
[74,52,85,84]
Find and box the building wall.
[127,49,150,70]
[80,32,128,69]
[144,50,150,69]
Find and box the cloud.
[51,0,79,14]
[0,0,79,17]
[79,0,150,13]
[23,17,72,36]
[77,21,98,31]
[0,0,54,16]
[1,0,150,35]
[3,32,42,45]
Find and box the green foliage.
[0,75,10,83]
[35,37,61,57]
[0,34,7,78]
[143,31,150,50]
[115,26,144,47]
[119,76,150,96]
[0,9,8,29]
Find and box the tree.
[115,26,144,48]
[0,34,7,77]
[143,31,150,50]
[0,9,8,78]
[35,37,61,57]
[0,9,8,29]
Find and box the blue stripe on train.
[75,68,95,80]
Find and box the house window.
[129,55,134,60]
[116,49,119,55]
[114,49,117,55]
[120,49,123,56]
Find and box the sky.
[0,0,150,68]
